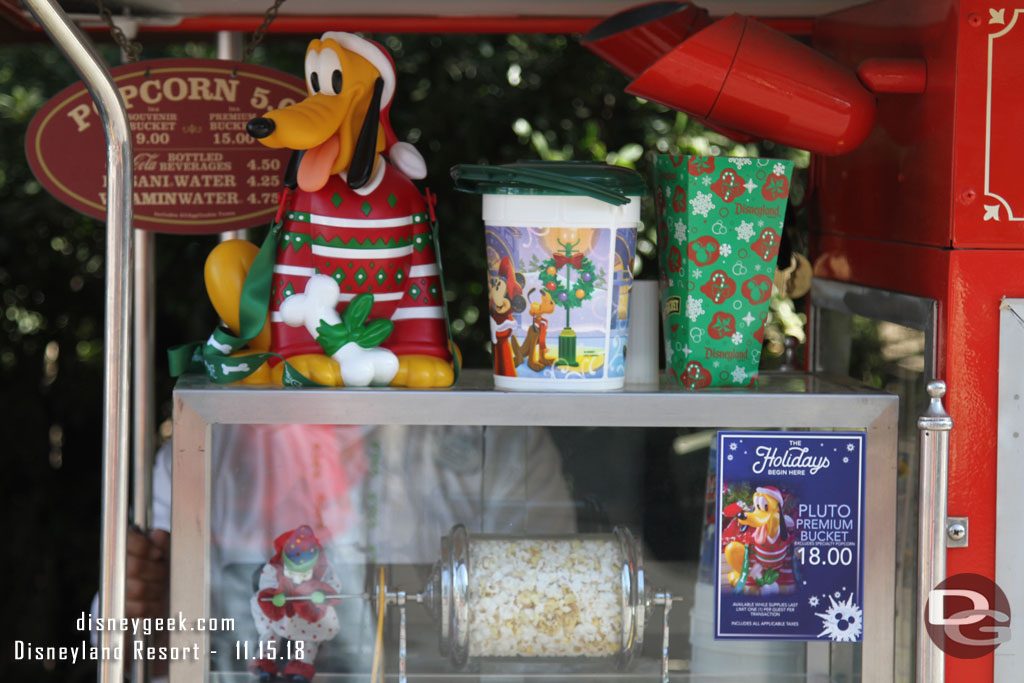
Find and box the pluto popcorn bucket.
[653,155,793,388]
[452,162,645,391]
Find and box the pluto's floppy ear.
[347,77,385,189]
[283,149,304,190]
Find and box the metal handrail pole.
[217,29,243,62]
[217,30,246,243]
[21,3,133,683]
[916,381,954,683]
[132,229,154,683]
[126,23,155,683]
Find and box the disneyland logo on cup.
[734,204,780,217]
[924,573,1011,658]
[751,445,830,475]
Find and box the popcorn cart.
[7,0,1019,681]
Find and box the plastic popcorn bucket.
[652,154,793,389]
[452,161,646,391]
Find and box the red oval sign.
[25,59,307,234]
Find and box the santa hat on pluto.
[321,32,427,180]
[756,486,784,507]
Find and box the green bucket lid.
[451,160,648,206]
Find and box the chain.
[95,0,143,63]
[242,0,288,63]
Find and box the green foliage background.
[0,32,807,680]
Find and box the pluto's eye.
[305,46,344,96]
[304,49,321,95]
[317,48,343,96]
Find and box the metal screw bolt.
[947,522,967,542]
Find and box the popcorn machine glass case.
[170,371,898,681]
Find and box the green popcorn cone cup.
[653,154,793,389]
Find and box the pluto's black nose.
[247,117,275,139]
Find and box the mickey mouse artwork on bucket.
[174,32,456,388]
[453,162,645,391]
[653,155,793,388]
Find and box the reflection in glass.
[817,309,928,682]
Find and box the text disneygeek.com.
[12,612,236,664]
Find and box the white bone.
[279,274,342,339]
[280,275,399,387]
[334,342,399,387]
[206,334,233,354]
[221,362,251,374]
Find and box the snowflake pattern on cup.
[654,154,793,388]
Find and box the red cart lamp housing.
[584,1,926,156]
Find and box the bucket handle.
[451,165,631,206]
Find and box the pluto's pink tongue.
[297,136,340,192]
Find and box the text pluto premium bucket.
[453,162,645,391]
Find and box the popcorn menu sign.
[714,431,866,641]
[26,59,305,234]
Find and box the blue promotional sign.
[714,431,865,642]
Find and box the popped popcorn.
[467,538,623,657]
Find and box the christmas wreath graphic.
[536,237,597,365]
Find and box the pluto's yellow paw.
[723,540,748,584]
[270,353,344,386]
[391,354,454,388]
[238,364,273,384]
